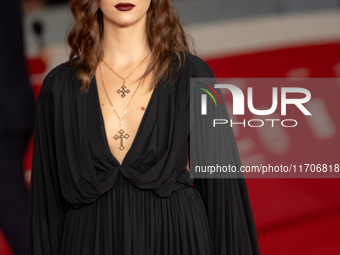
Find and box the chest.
[95,74,156,165]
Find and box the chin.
[115,19,137,27]
[114,15,145,27]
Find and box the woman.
[25,0,260,254]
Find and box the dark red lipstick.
[115,3,135,11]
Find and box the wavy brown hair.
[66,0,196,94]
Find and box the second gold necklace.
[99,62,143,151]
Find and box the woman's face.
[99,0,152,27]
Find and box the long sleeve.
[25,72,67,254]
[186,55,261,254]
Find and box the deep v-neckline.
[92,75,157,167]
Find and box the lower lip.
[115,4,135,11]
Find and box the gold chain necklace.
[99,62,144,151]
[102,52,151,98]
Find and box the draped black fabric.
[25,53,260,255]
[187,59,260,254]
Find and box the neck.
[101,16,151,67]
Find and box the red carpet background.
[0,41,339,254]
[205,41,340,255]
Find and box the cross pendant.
[116,81,130,98]
[114,129,129,150]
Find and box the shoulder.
[183,52,215,78]
[178,53,215,101]
[39,57,79,96]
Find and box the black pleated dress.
[25,53,261,255]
